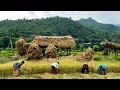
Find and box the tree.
[79,44,84,51]
[93,45,100,52]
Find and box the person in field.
[51,62,59,74]
[13,61,25,76]
[97,64,106,75]
[81,62,89,74]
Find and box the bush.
[93,45,100,52]
[94,56,101,61]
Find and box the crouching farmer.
[13,61,25,76]
[97,64,106,75]
[81,63,89,74]
[51,62,59,74]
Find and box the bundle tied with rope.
[16,36,27,56]
[27,43,43,60]
[45,44,58,58]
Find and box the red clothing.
[52,66,59,74]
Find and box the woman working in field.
[81,62,89,74]
[51,62,59,74]
[13,61,25,76]
[97,64,106,75]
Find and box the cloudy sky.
[0,11,120,24]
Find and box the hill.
[115,24,120,27]
[76,17,120,31]
[0,16,120,48]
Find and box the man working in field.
[51,62,59,74]
[13,61,25,76]
[81,62,89,74]
[97,64,106,75]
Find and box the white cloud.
[0,11,120,24]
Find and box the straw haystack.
[45,44,58,58]
[16,35,76,59]
[75,52,85,61]
[84,47,94,60]
[102,42,120,55]
[27,43,43,60]
[32,35,76,48]
[23,43,31,50]
[16,37,26,56]
[75,47,94,61]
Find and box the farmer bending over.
[97,64,106,75]
[13,61,25,76]
[81,62,89,74]
[51,62,59,74]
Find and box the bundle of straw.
[45,44,58,58]
[16,36,27,56]
[27,43,43,60]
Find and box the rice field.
[0,50,120,79]
[2,72,120,79]
[0,53,120,78]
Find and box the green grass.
[0,48,18,63]
[0,48,17,58]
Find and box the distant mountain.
[115,24,120,27]
[76,17,120,31]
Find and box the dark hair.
[57,62,59,64]
[21,61,25,64]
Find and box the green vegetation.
[1,16,120,79]
[1,16,120,49]
[93,45,100,52]
[77,17,120,31]
[76,17,120,43]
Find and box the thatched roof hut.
[31,36,76,48]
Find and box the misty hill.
[76,17,120,31]
[0,16,120,48]
[115,24,120,27]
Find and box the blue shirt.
[13,62,22,70]
[98,64,106,69]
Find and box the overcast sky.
[0,11,120,24]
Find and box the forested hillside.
[76,17,120,31]
[0,16,120,48]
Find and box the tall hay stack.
[84,47,94,61]
[75,47,94,61]
[16,37,27,56]
[45,44,58,58]
[27,43,43,60]
[23,43,31,51]
[75,52,85,61]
